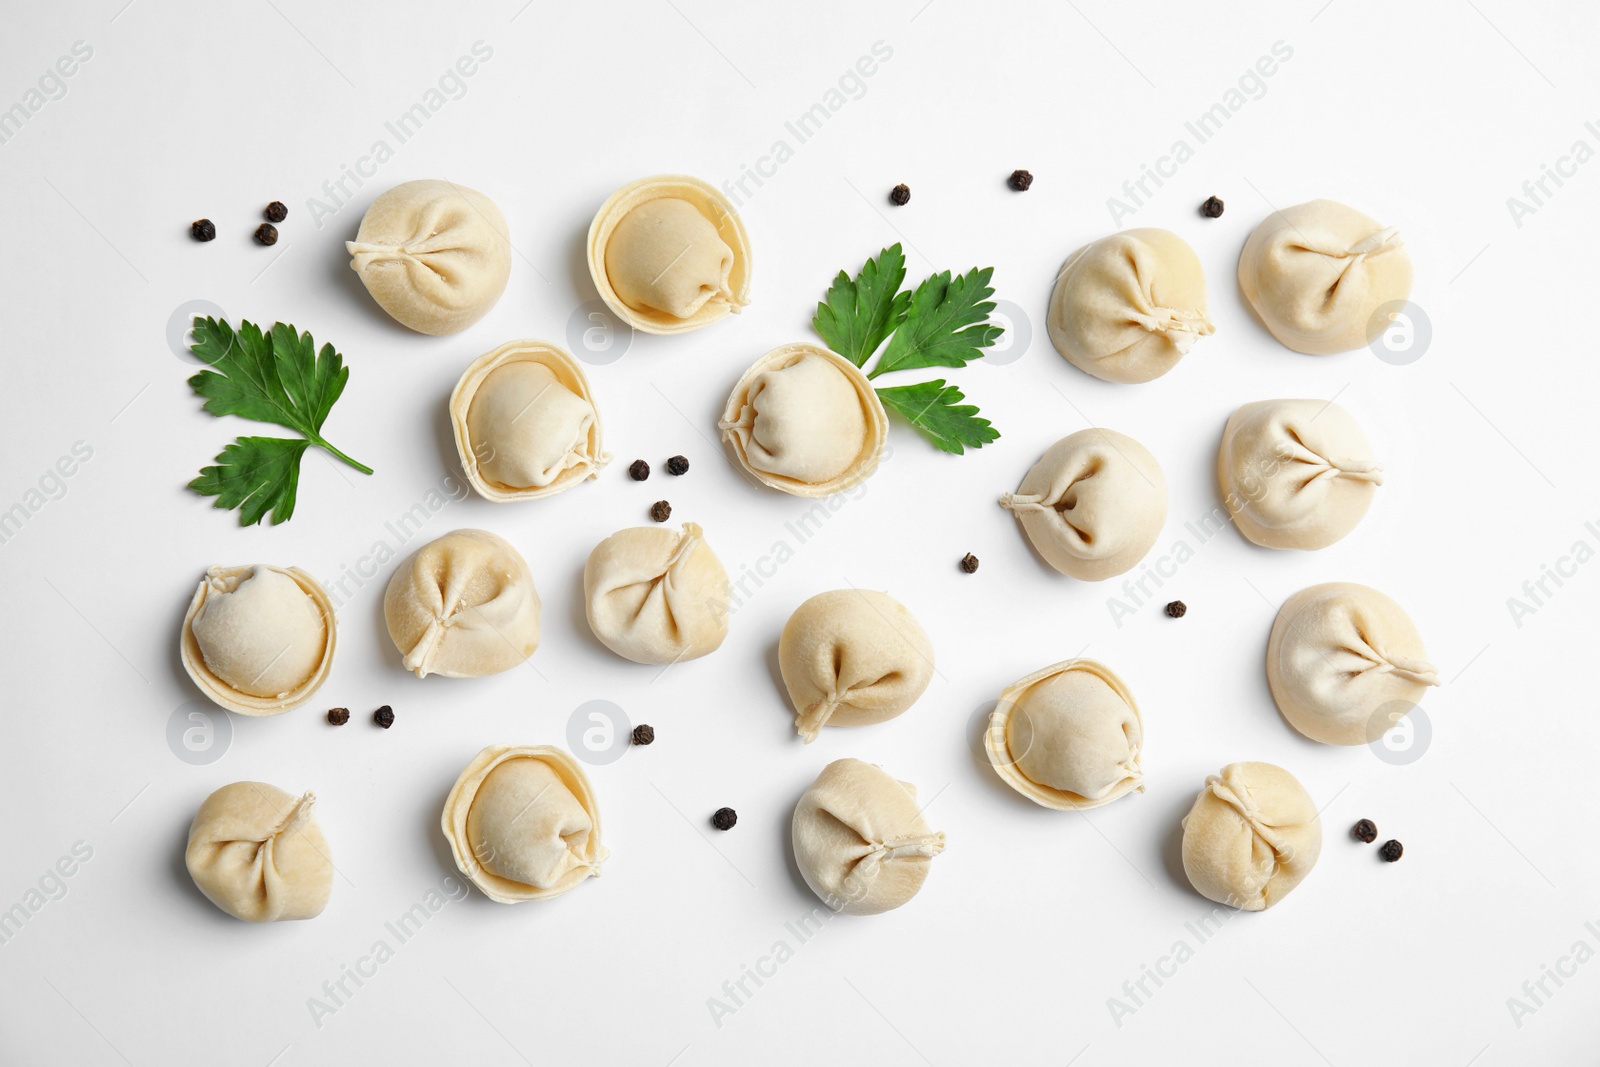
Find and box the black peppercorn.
[959,553,979,574]
[631,724,655,746]
[374,705,395,729]
[1379,839,1404,862]
[1008,169,1033,191]
[628,459,650,481]
[254,223,278,246]
[712,807,737,831]
[889,183,910,206]
[666,455,689,476]
[190,219,216,242]
[327,707,350,726]
[1165,600,1187,618]
[1200,196,1225,218]
[650,500,672,522]
[1352,818,1378,843]
[264,201,288,223]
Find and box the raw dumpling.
[346,178,511,335]
[779,590,935,743]
[180,564,336,716]
[1181,762,1320,911]
[186,782,333,922]
[584,522,730,665]
[587,174,751,334]
[442,745,605,904]
[383,529,540,679]
[719,343,888,497]
[1267,582,1438,745]
[1238,199,1413,355]
[1000,428,1166,580]
[1047,228,1214,383]
[450,340,611,501]
[792,759,946,916]
[1218,399,1383,550]
[985,659,1143,810]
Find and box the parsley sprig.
[186,317,371,525]
[813,244,1001,453]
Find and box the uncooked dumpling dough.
[442,745,605,904]
[985,659,1143,810]
[451,340,610,501]
[1267,582,1438,745]
[587,174,751,334]
[1238,199,1412,355]
[719,343,888,497]
[346,179,511,336]
[1181,762,1320,911]
[180,564,336,716]
[383,529,540,679]
[1047,228,1214,383]
[779,590,934,743]
[792,759,946,916]
[1000,428,1166,580]
[584,522,730,665]
[1218,398,1383,550]
[186,782,333,922]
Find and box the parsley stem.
[312,436,373,475]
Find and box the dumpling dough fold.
[584,522,730,665]
[185,782,333,923]
[383,529,540,679]
[1181,762,1321,911]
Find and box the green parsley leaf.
[870,266,1002,378]
[874,379,999,455]
[812,243,911,367]
[188,436,311,526]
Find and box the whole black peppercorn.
[264,201,288,223]
[631,724,655,746]
[327,707,350,726]
[1008,169,1034,191]
[190,219,216,242]
[628,459,650,481]
[959,553,979,574]
[1165,600,1187,618]
[1200,196,1225,218]
[649,500,672,522]
[1352,818,1378,843]
[373,705,395,729]
[889,183,910,206]
[254,223,279,246]
[711,807,737,831]
[1379,839,1404,862]
[666,455,689,476]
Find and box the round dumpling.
[792,759,946,916]
[1181,762,1321,911]
[779,590,935,743]
[1218,399,1383,550]
[1238,198,1412,355]
[383,529,540,679]
[584,522,730,665]
[985,659,1143,810]
[1000,428,1166,580]
[719,343,888,497]
[186,782,333,922]
[345,179,511,336]
[587,175,751,334]
[450,340,610,502]
[1267,582,1438,745]
[180,564,336,716]
[1047,228,1214,383]
[442,745,605,904]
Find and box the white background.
[1,1,1596,1064]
